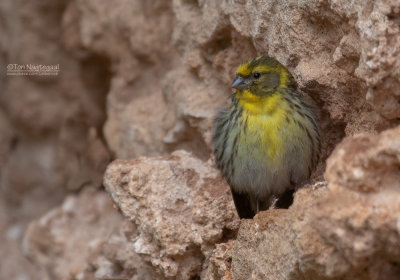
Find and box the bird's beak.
[231,75,248,90]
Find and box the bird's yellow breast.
[237,90,289,162]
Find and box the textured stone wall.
[1,0,399,279]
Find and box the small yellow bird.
[213,56,320,219]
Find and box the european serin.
[213,56,320,219]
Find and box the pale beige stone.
[103,150,239,279]
[23,188,124,280]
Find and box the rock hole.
[387,13,400,25]
[300,80,347,180]
[220,226,238,243]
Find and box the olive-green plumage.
[213,56,320,219]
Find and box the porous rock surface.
[103,150,239,279]
[1,0,400,279]
[23,187,124,280]
[23,187,162,280]
[0,0,110,279]
[202,241,234,280]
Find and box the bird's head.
[232,56,296,97]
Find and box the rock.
[74,220,160,280]
[202,241,234,280]
[23,187,123,280]
[0,1,112,278]
[104,150,239,279]
[23,186,168,280]
[0,195,46,280]
[356,0,400,120]
[22,150,238,280]
[325,126,400,193]
[232,126,400,280]
[62,0,178,159]
[1,0,111,193]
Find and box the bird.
[212,56,321,219]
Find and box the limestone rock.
[325,126,400,193]
[74,220,160,280]
[0,2,112,278]
[23,188,123,280]
[356,0,400,120]
[0,195,45,280]
[62,0,178,159]
[202,241,234,280]
[0,0,111,229]
[104,150,239,279]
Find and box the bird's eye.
[253,72,261,79]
